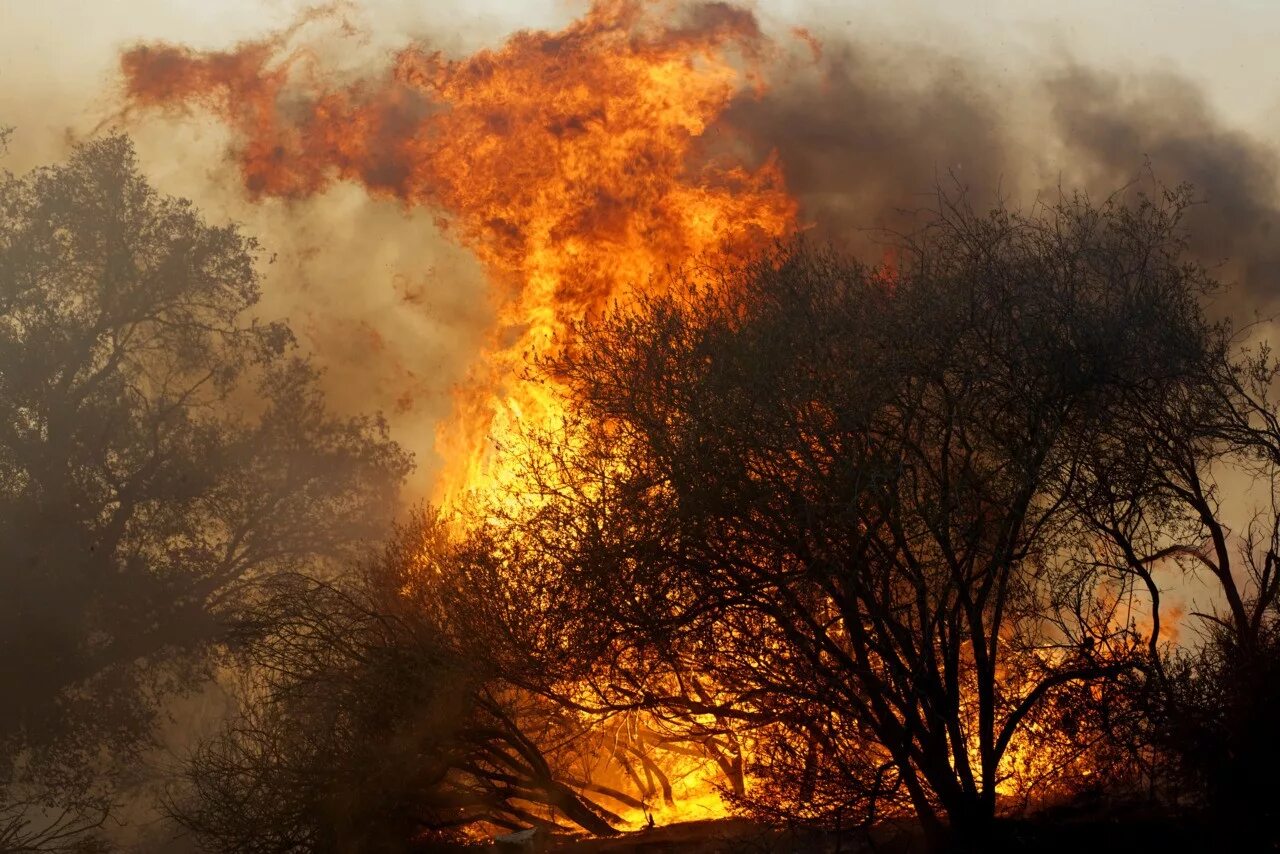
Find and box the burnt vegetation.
[4,133,1280,854]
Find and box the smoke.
[723,23,1280,312]
[1048,66,1280,307]
[722,36,1016,250]
[110,132,494,498]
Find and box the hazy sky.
[4,0,1280,160]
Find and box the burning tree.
[479,188,1216,848]
[157,181,1272,852]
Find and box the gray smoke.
[722,32,1280,313]
[724,39,1013,250]
[1049,66,1280,307]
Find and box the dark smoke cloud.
[1048,66,1280,307]
[724,39,1014,252]
[723,32,1280,313]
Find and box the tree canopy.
[0,135,411,851]
[474,188,1224,847]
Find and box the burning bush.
[166,184,1280,853]
[171,513,637,850]
[470,187,1220,849]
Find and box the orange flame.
[119,0,798,506]
[116,4,1142,826]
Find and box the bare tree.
[1076,303,1280,843]
[479,188,1217,849]
[171,514,627,852]
[0,135,411,850]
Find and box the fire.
[118,0,796,829]
[114,0,1130,832]
[119,0,797,507]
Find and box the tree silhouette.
[171,514,626,851]
[0,135,411,850]
[483,189,1217,849]
[1074,292,1280,845]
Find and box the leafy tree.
[481,189,1217,850]
[0,135,411,850]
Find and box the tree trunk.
[941,794,996,853]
